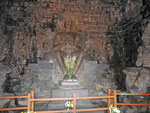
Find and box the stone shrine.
[50,11,92,110]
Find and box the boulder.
[124,67,150,93]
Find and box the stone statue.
[53,19,85,80]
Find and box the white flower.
[71,104,73,108]
[72,56,76,61]
[114,108,120,113]
[69,56,72,63]
[65,103,67,107]
[70,65,73,68]
[64,56,69,63]
[65,101,70,107]
[109,105,120,113]
[113,108,120,113]
[65,101,73,110]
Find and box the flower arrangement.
[65,100,74,110]
[64,56,76,79]
[21,111,36,113]
[109,105,120,113]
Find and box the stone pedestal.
[49,80,96,110]
[59,80,84,89]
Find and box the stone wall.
[107,0,150,90]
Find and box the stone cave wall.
[107,0,150,90]
[0,0,150,112]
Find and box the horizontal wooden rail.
[117,93,150,96]
[76,108,109,112]
[0,96,27,99]
[35,108,109,113]
[31,97,73,102]
[139,94,150,96]
[36,109,73,113]
[76,96,114,100]
[0,107,27,111]
[31,96,114,102]
[117,103,150,106]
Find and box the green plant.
[64,56,76,79]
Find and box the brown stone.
[123,67,139,76]
[0,55,6,61]
[126,68,150,93]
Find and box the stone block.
[39,61,53,70]
[123,67,139,76]
[27,61,54,98]
[143,53,150,67]
[82,60,99,87]
[125,67,150,93]
[50,86,95,110]
[52,88,88,98]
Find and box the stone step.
[28,63,40,70]
[52,88,88,98]
[39,62,53,70]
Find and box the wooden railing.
[31,91,113,113]
[0,88,150,113]
[0,96,27,111]
[116,92,150,106]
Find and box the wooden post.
[113,90,117,108]
[73,92,76,113]
[27,93,31,112]
[107,88,111,113]
[31,90,34,112]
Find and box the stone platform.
[49,80,98,110]
[59,80,84,89]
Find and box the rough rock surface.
[124,67,150,93]
[123,24,150,94]
[122,23,150,113]
[92,64,117,96]
[86,64,117,109]
[136,23,150,67]
[0,62,12,108]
